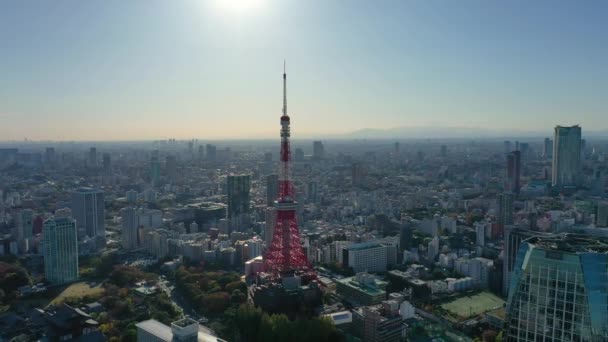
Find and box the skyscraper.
[544,137,553,159]
[88,147,97,168]
[597,201,608,228]
[166,155,177,182]
[502,226,537,297]
[18,209,34,240]
[206,144,217,162]
[313,141,325,160]
[102,152,111,172]
[505,234,608,341]
[43,217,78,284]
[498,192,514,228]
[266,174,279,207]
[227,175,251,219]
[71,188,105,241]
[506,150,521,194]
[121,207,139,251]
[552,125,582,187]
[294,147,304,162]
[150,152,161,186]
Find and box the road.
[157,276,209,324]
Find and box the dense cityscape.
[2,1,607,342]
[1,65,607,342]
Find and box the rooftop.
[336,276,386,295]
[525,233,608,254]
[347,242,383,251]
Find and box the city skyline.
[2,0,607,140]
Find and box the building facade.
[71,187,105,240]
[43,217,79,284]
[552,125,582,187]
[506,234,608,341]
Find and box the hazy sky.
[1,0,607,140]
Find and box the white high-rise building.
[43,217,78,284]
[552,125,582,187]
[344,243,388,273]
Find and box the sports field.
[441,291,504,319]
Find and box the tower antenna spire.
[282,60,287,115]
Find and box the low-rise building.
[336,273,387,306]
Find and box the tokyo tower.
[263,64,314,281]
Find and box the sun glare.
[215,0,264,14]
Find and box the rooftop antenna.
[282,60,287,115]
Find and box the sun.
[215,0,264,14]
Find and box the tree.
[203,292,230,314]
[230,289,246,304]
[483,329,498,342]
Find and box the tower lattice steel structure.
[263,64,314,281]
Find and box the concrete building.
[343,242,389,273]
[312,141,325,160]
[469,257,493,288]
[544,137,553,159]
[596,201,608,228]
[136,317,224,342]
[71,188,105,241]
[505,234,608,341]
[265,174,278,207]
[498,192,514,228]
[506,150,521,194]
[336,273,387,306]
[43,217,78,284]
[475,222,486,247]
[427,235,440,261]
[552,125,582,187]
[502,226,540,297]
[353,301,403,342]
[121,207,139,250]
[18,209,34,241]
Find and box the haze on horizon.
[1,0,607,141]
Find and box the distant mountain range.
[338,126,608,139]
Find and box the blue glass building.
[505,234,608,341]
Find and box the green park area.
[48,281,104,306]
[441,291,505,319]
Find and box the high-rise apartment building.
[544,137,553,159]
[206,144,217,161]
[43,217,78,284]
[343,243,389,273]
[71,188,105,240]
[150,153,161,186]
[265,174,279,207]
[313,141,325,160]
[88,147,97,168]
[498,192,514,228]
[18,209,34,240]
[597,201,608,228]
[506,150,521,194]
[227,175,251,219]
[166,155,177,182]
[505,234,608,341]
[552,125,582,187]
[294,147,304,162]
[121,207,139,251]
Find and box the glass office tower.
[505,234,608,341]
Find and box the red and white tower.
[263,64,314,281]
